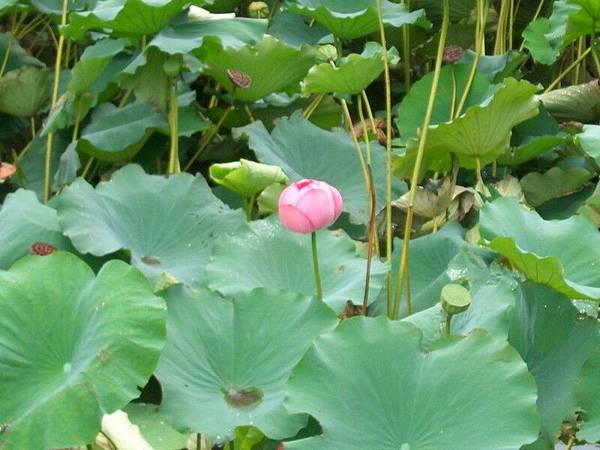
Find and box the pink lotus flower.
[278,179,343,234]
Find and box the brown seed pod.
[352,116,394,145]
[226,69,252,89]
[29,242,57,256]
[443,45,465,64]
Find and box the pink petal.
[329,185,344,218]
[279,183,303,206]
[279,205,316,234]
[295,188,336,229]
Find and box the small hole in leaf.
[224,387,263,408]
[142,255,161,266]
[29,242,57,256]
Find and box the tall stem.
[455,0,487,118]
[0,32,13,78]
[167,76,180,174]
[43,0,69,203]
[591,21,600,76]
[375,0,395,316]
[544,46,592,93]
[392,0,450,320]
[401,0,412,91]
[311,232,323,301]
[519,0,544,51]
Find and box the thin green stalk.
[449,65,457,120]
[574,37,585,83]
[375,0,395,316]
[445,314,453,335]
[508,0,514,49]
[268,0,279,19]
[591,21,600,76]
[475,157,491,197]
[454,0,487,118]
[494,0,510,55]
[80,157,94,179]
[184,106,233,171]
[392,0,450,320]
[401,0,412,91]
[303,93,325,119]
[44,0,69,203]
[544,46,592,93]
[357,95,377,312]
[311,231,323,301]
[339,98,369,184]
[244,104,256,122]
[360,90,378,138]
[167,76,180,174]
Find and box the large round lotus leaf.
[205,217,386,313]
[76,102,168,161]
[0,189,72,269]
[234,111,397,225]
[143,17,267,56]
[156,286,338,441]
[283,0,429,40]
[303,42,398,95]
[480,197,600,299]
[0,252,166,449]
[62,0,191,40]
[285,317,540,449]
[394,63,490,142]
[394,78,540,179]
[200,35,317,103]
[520,166,594,208]
[576,346,600,442]
[56,164,243,288]
[508,282,600,443]
[0,66,50,117]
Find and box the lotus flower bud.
[278,179,343,234]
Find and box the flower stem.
[544,46,591,93]
[167,76,180,174]
[311,231,323,301]
[401,0,412,91]
[374,0,395,316]
[392,0,450,320]
[445,313,453,335]
[43,0,69,203]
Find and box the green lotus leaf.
[141,17,267,57]
[284,0,430,40]
[0,0,18,12]
[205,216,385,313]
[0,252,166,449]
[268,10,332,48]
[200,35,317,103]
[29,0,94,15]
[576,346,600,442]
[508,282,600,443]
[0,189,72,269]
[499,107,570,166]
[285,317,540,449]
[76,102,167,161]
[395,78,540,179]
[394,63,490,142]
[0,33,45,73]
[521,167,594,208]
[0,66,50,117]
[303,42,398,95]
[156,286,338,441]
[56,164,244,288]
[539,80,600,123]
[62,0,192,40]
[209,159,287,198]
[480,197,600,299]
[68,38,127,96]
[13,133,69,199]
[234,112,394,225]
[576,124,600,166]
[522,1,579,65]
[123,403,189,450]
